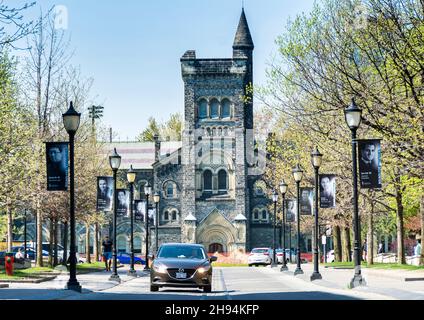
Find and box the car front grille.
[167,268,196,279]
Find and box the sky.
[22,0,315,141]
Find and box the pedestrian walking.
[378,242,383,254]
[362,240,367,261]
[414,239,421,257]
[102,236,113,271]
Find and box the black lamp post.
[63,101,82,292]
[344,98,366,288]
[144,182,152,271]
[271,190,278,267]
[127,165,137,277]
[109,148,121,282]
[310,146,323,281]
[153,192,160,253]
[24,208,27,259]
[292,163,304,276]
[279,180,288,271]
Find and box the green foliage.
[137,113,183,142]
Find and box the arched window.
[253,209,259,221]
[218,169,227,191]
[171,210,177,221]
[261,209,268,221]
[210,99,219,119]
[163,181,177,198]
[221,99,231,118]
[198,99,208,119]
[164,210,169,221]
[203,170,212,191]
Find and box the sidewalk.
[0,265,149,300]
[269,262,424,300]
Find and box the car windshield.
[251,248,269,254]
[158,246,206,260]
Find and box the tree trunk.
[341,227,351,262]
[53,218,58,266]
[94,222,99,262]
[333,225,342,262]
[6,205,13,252]
[36,181,43,267]
[85,223,91,264]
[48,218,53,267]
[420,194,424,266]
[395,180,406,264]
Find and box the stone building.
[103,9,277,255]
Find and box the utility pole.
[88,105,104,136]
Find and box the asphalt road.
[60,266,389,300]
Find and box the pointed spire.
[233,8,254,50]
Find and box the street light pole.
[127,165,136,277]
[272,190,278,267]
[144,182,152,271]
[63,101,82,292]
[279,180,288,271]
[344,98,365,288]
[153,192,160,254]
[311,146,323,281]
[293,164,304,276]
[24,208,27,259]
[109,148,121,282]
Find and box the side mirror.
[209,256,217,262]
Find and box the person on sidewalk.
[378,242,384,254]
[362,240,367,261]
[414,239,421,257]
[102,236,113,271]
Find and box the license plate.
[176,272,187,279]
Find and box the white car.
[326,250,335,263]
[248,247,273,266]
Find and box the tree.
[137,113,183,142]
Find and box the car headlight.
[153,263,167,274]
[197,265,211,274]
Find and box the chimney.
[153,134,160,162]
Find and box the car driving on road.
[150,243,217,293]
[248,247,273,266]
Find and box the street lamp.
[144,182,152,271]
[279,179,288,271]
[63,101,82,292]
[271,189,278,267]
[109,148,121,282]
[310,146,323,281]
[344,98,365,288]
[127,165,137,277]
[153,192,160,253]
[24,208,27,259]
[292,163,304,276]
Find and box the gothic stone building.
[105,9,276,255]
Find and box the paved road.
[1,264,424,300]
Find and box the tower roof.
[233,8,254,49]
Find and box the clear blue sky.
[31,0,315,141]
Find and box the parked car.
[275,248,296,264]
[116,252,145,265]
[150,243,217,292]
[248,247,273,266]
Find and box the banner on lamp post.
[285,199,296,222]
[134,200,145,222]
[319,174,336,208]
[96,176,113,212]
[46,142,68,191]
[300,187,314,215]
[116,189,129,218]
[358,139,382,189]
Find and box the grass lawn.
[76,262,109,273]
[0,267,55,279]
[323,261,424,271]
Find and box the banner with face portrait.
[134,200,145,222]
[97,176,113,212]
[116,189,129,217]
[147,208,156,227]
[46,142,69,191]
[358,139,382,189]
[285,199,296,222]
[319,174,336,208]
[300,187,314,215]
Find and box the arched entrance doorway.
[208,243,223,253]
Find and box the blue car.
[116,253,145,265]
